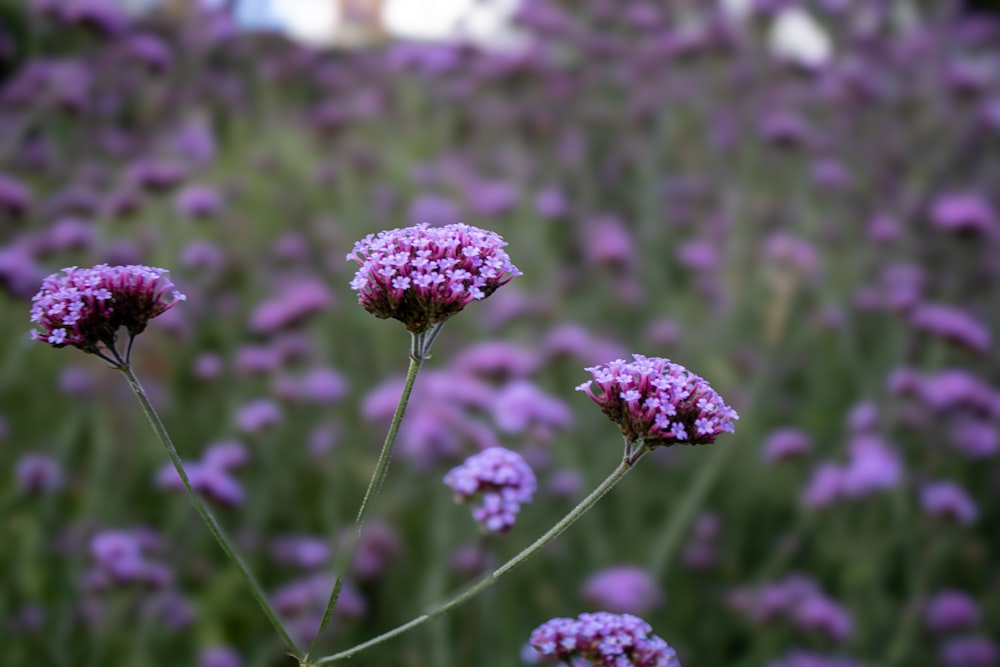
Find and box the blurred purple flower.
[577,355,738,448]
[535,186,569,219]
[406,194,461,226]
[762,428,813,463]
[909,303,991,354]
[768,651,865,667]
[249,279,333,335]
[270,535,330,570]
[584,216,636,270]
[464,179,519,217]
[921,481,978,525]
[125,34,172,72]
[929,193,998,236]
[234,399,282,434]
[15,453,65,495]
[452,340,540,378]
[846,401,879,433]
[198,646,242,667]
[444,447,537,534]
[841,435,903,497]
[491,380,572,435]
[0,173,32,217]
[193,352,224,381]
[940,636,999,667]
[581,566,665,615]
[924,590,980,634]
[175,184,224,219]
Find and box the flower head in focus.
[443,446,536,534]
[346,223,521,333]
[30,264,185,363]
[576,355,738,448]
[529,611,681,667]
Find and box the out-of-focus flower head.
[924,590,980,634]
[30,264,185,359]
[921,481,979,525]
[443,447,536,534]
[576,355,738,448]
[529,612,681,667]
[582,566,665,615]
[346,223,521,333]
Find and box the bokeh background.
[1,1,999,666]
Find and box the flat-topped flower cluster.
[576,355,739,447]
[530,612,681,667]
[30,264,186,354]
[346,223,521,332]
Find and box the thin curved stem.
[315,449,644,664]
[306,330,430,658]
[119,364,302,659]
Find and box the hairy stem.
[120,364,301,659]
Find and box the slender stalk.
[315,451,644,664]
[119,364,302,659]
[306,329,432,659]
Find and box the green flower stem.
[315,449,645,664]
[306,327,436,659]
[119,364,302,659]
[648,442,735,579]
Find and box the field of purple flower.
[1,2,999,666]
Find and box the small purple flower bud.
[444,447,536,534]
[529,612,681,667]
[29,264,185,357]
[346,223,521,333]
[581,566,665,615]
[577,355,738,447]
[921,481,978,525]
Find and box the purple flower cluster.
[576,355,738,447]
[156,441,249,507]
[728,575,853,643]
[529,612,681,667]
[443,446,536,534]
[30,264,185,356]
[346,223,521,332]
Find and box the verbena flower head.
[346,223,521,333]
[576,355,738,447]
[30,264,185,357]
[443,446,536,534]
[529,611,681,667]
